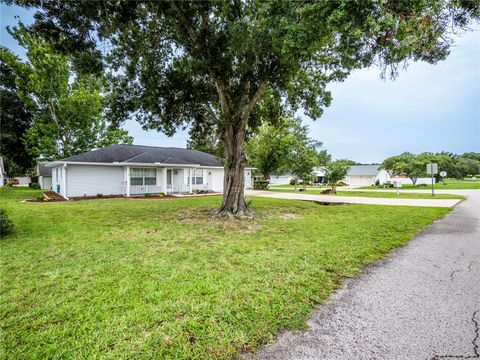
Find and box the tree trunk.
[332,182,337,194]
[213,122,249,217]
[212,80,265,217]
[411,177,417,186]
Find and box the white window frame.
[130,168,157,186]
[192,168,203,185]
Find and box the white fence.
[129,184,201,195]
[129,185,164,195]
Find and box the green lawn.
[358,178,480,190]
[1,188,451,359]
[266,188,465,199]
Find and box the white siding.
[245,169,253,189]
[14,176,31,186]
[207,169,224,192]
[269,174,293,186]
[39,176,52,190]
[346,175,375,187]
[389,176,433,186]
[172,169,187,193]
[66,165,124,197]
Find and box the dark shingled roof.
[37,162,51,176]
[59,144,224,167]
[347,165,380,176]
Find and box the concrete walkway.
[246,190,462,207]
[251,190,480,360]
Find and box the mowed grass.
[266,188,465,199]
[358,178,480,190]
[1,188,450,359]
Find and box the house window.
[192,169,203,185]
[131,168,156,186]
[144,169,156,185]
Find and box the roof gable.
[347,165,380,176]
[59,144,224,167]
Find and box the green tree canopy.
[9,0,479,215]
[0,47,35,176]
[324,161,349,194]
[380,152,426,185]
[1,28,133,161]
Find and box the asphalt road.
[251,190,480,360]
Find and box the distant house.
[268,174,295,185]
[45,144,254,199]
[344,165,389,187]
[269,164,432,188]
[36,162,52,190]
[345,165,432,187]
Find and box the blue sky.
[1,4,479,163]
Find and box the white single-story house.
[344,165,433,187]
[268,174,295,185]
[36,162,52,190]
[344,165,389,187]
[46,144,253,199]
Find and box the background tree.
[335,159,358,166]
[246,117,299,180]
[1,28,132,161]
[317,150,332,167]
[10,0,479,215]
[324,161,349,194]
[285,121,321,189]
[453,157,480,178]
[186,120,223,157]
[0,47,35,176]
[380,152,427,186]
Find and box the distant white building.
[269,165,432,188]
[344,165,432,187]
[268,174,295,185]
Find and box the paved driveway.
[246,190,462,207]
[250,190,480,360]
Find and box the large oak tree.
[8,0,479,215]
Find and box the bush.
[289,178,297,186]
[158,192,165,198]
[145,193,152,197]
[0,209,14,237]
[1,179,15,190]
[96,193,104,198]
[29,182,40,189]
[375,179,380,187]
[337,181,347,187]
[253,180,269,190]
